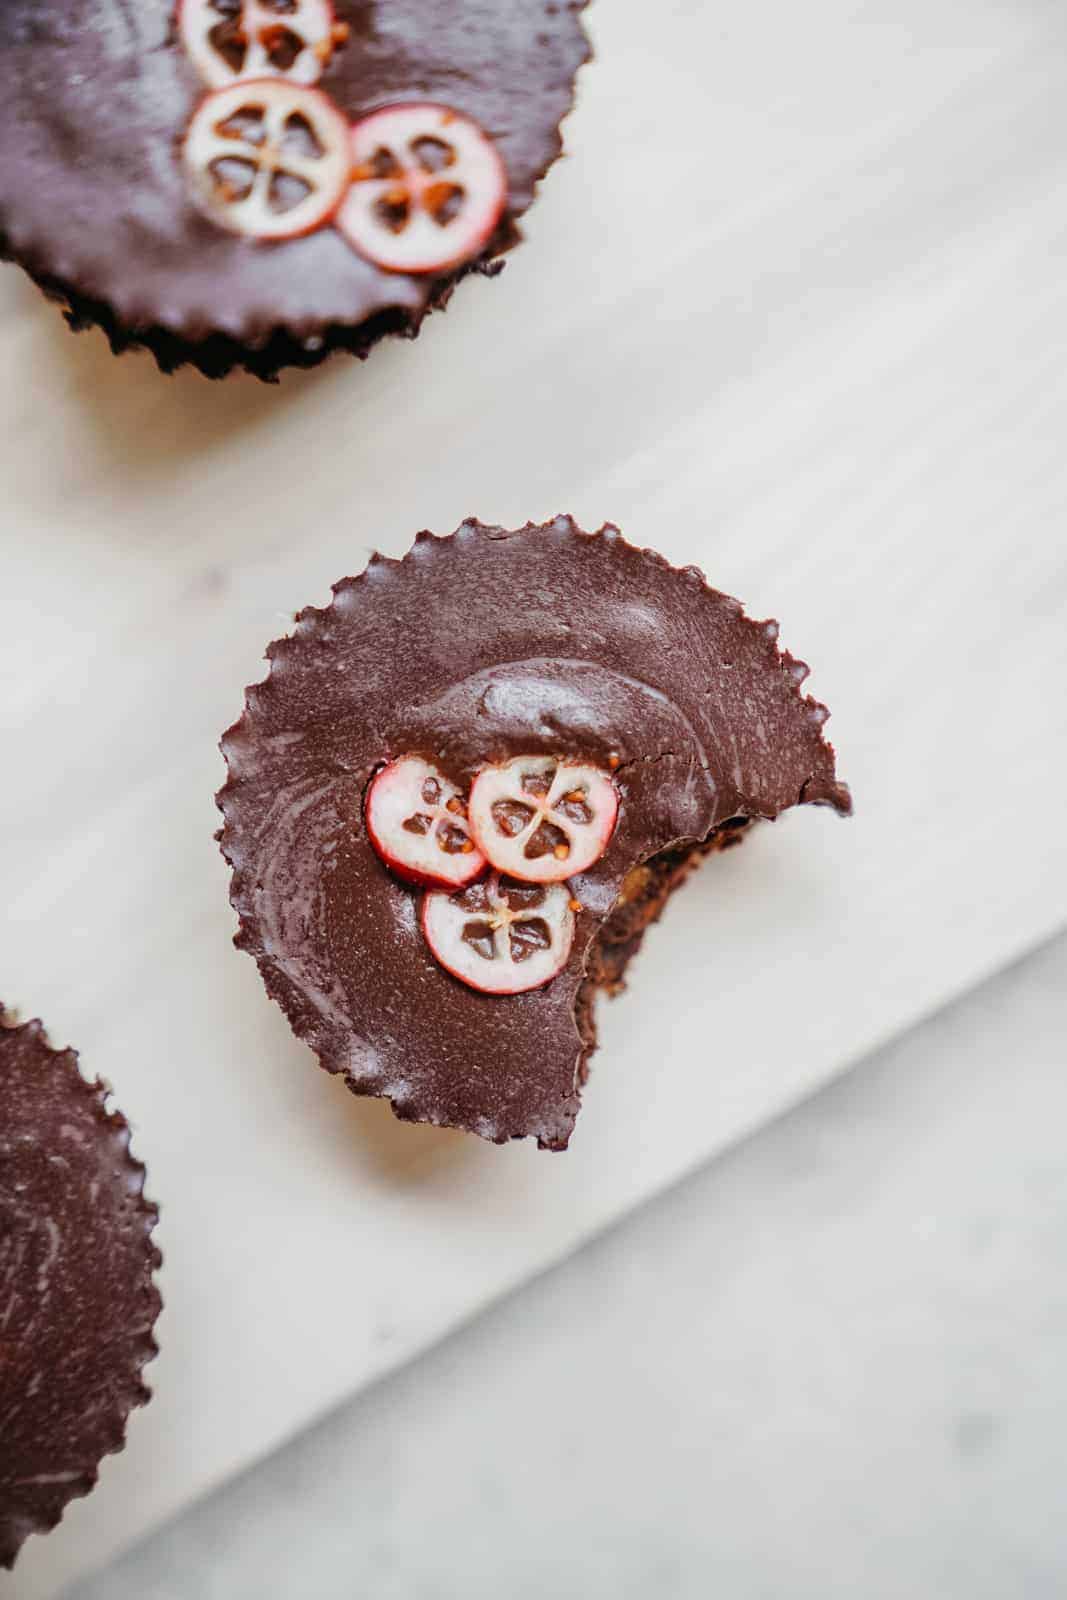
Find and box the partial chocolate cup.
[0,1,591,379]
[0,1008,161,1571]
[218,517,851,1150]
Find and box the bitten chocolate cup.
[218,517,851,1151]
[0,1008,161,1571]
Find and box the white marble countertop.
[67,932,1067,1600]
[2,0,1066,1592]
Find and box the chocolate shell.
[218,518,851,1150]
[0,1009,161,1570]
[0,1,591,378]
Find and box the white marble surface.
[68,934,1067,1599]
[2,0,1067,1592]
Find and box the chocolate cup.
[0,1,591,378]
[0,1009,161,1570]
[218,518,850,1150]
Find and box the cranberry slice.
[183,81,351,241]
[178,0,342,89]
[421,874,576,995]
[366,756,487,890]
[467,757,619,884]
[335,103,508,275]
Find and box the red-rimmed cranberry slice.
[178,0,344,89]
[366,756,487,890]
[183,81,351,240]
[467,756,619,884]
[422,874,576,995]
[335,103,508,275]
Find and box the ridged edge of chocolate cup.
[3,223,515,382]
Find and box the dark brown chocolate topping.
[218,518,850,1149]
[0,1010,161,1570]
[0,2,590,346]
